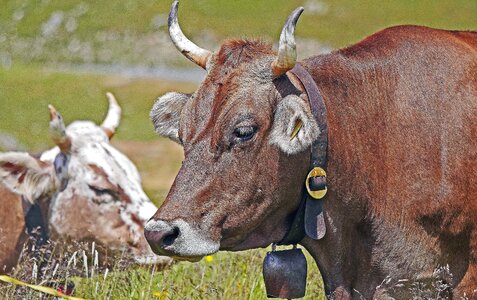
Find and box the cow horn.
[271,7,304,77]
[168,0,212,69]
[101,92,122,139]
[48,105,71,153]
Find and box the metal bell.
[262,246,307,299]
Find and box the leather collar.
[277,63,329,245]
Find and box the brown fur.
[148,25,477,299]
[296,25,477,298]
[0,186,26,273]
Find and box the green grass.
[0,65,196,151]
[73,247,324,300]
[1,0,476,45]
[164,0,477,48]
[301,0,477,47]
[0,238,324,299]
[1,0,476,68]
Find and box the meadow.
[1,0,476,299]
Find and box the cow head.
[0,93,169,265]
[145,2,318,260]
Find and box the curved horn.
[168,0,212,69]
[271,7,304,77]
[101,92,122,139]
[48,105,71,153]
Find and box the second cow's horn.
[101,92,121,139]
[48,105,72,153]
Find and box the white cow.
[0,93,171,272]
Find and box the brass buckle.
[305,167,327,199]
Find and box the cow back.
[304,25,477,281]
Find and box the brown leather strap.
[290,64,328,169]
[278,63,328,244]
[291,64,328,240]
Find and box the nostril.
[162,226,179,247]
[144,220,181,254]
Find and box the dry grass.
[1,237,325,300]
[1,237,139,299]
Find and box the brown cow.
[145,1,477,299]
[0,93,171,273]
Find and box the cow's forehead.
[66,120,109,143]
[181,42,277,143]
[206,42,275,88]
[194,44,276,116]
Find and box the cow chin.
[144,218,220,259]
[220,219,291,252]
[130,237,174,267]
[133,254,175,265]
[220,237,273,252]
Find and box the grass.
[171,0,477,47]
[1,0,476,68]
[74,248,324,300]
[0,64,196,151]
[1,0,476,45]
[1,239,324,300]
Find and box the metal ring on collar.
[305,167,327,199]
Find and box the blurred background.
[0,0,476,298]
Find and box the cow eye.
[88,185,118,204]
[233,126,257,142]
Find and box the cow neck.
[278,63,329,245]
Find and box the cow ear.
[150,92,190,143]
[0,152,58,203]
[270,95,319,155]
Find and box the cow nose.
[144,219,180,254]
